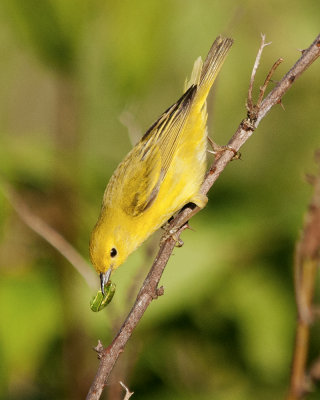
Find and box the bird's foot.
[207,136,240,160]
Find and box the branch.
[287,150,320,400]
[0,180,98,290]
[119,381,134,400]
[86,34,320,400]
[247,33,272,111]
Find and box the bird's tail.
[186,36,233,107]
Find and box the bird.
[90,36,233,294]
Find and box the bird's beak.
[100,267,112,296]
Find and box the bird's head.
[89,220,129,293]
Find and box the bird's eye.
[110,248,117,258]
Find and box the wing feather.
[107,85,196,217]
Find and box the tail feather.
[184,56,203,91]
[196,36,233,104]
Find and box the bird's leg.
[207,136,240,160]
[160,219,195,247]
[160,195,206,247]
[161,222,184,247]
[161,216,174,230]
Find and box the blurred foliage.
[0,0,319,399]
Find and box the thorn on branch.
[140,284,165,301]
[297,48,307,55]
[156,286,165,297]
[277,98,286,111]
[94,340,105,359]
[150,285,165,299]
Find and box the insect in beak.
[100,267,112,296]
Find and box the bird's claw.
[160,226,184,247]
[207,137,240,160]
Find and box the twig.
[287,151,320,400]
[86,33,320,399]
[247,33,272,111]
[256,35,320,126]
[0,180,98,290]
[256,57,283,107]
[119,381,134,400]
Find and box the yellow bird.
[90,36,233,292]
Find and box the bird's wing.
[112,85,196,217]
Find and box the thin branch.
[0,180,98,290]
[119,381,134,400]
[247,33,271,111]
[256,57,283,107]
[257,35,320,125]
[287,151,320,400]
[86,33,320,400]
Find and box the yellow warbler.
[90,36,233,291]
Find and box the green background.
[0,1,319,399]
